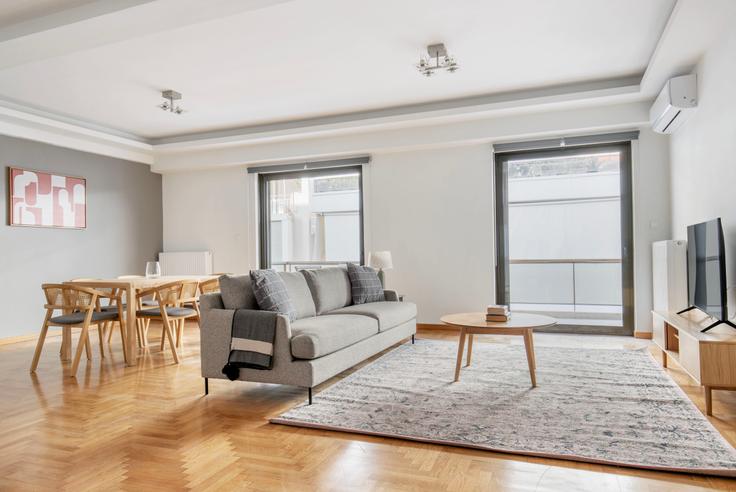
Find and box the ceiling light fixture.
[416,43,459,77]
[159,89,184,114]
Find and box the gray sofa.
[199,267,417,403]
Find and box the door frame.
[493,142,634,335]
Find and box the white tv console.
[652,310,736,416]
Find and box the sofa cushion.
[278,272,317,320]
[290,314,378,359]
[250,270,297,321]
[325,301,417,331]
[346,263,385,304]
[50,310,119,325]
[301,267,352,315]
[219,274,258,310]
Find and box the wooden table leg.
[705,386,712,416]
[125,285,136,366]
[523,329,537,388]
[527,329,536,371]
[60,327,71,361]
[466,333,474,367]
[662,349,668,368]
[454,328,466,382]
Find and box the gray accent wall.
[0,135,162,338]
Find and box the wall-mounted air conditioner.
[650,74,697,134]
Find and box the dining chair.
[136,280,199,363]
[31,284,125,377]
[64,279,126,359]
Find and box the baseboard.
[0,330,62,346]
[634,331,653,340]
[0,326,106,347]
[417,323,455,331]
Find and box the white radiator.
[159,251,213,275]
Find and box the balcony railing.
[509,258,622,310]
[271,260,358,272]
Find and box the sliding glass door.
[258,166,364,271]
[495,142,634,335]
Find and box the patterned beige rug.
[272,340,736,476]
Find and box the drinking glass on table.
[145,261,161,279]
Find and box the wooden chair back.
[137,280,198,307]
[42,284,102,312]
[179,280,200,305]
[198,278,220,295]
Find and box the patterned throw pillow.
[250,270,297,321]
[347,263,385,304]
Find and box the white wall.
[162,166,250,274]
[670,27,736,313]
[632,129,672,332]
[162,127,670,331]
[367,145,495,323]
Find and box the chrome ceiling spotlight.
[159,89,184,114]
[416,43,459,77]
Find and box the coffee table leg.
[523,329,537,387]
[466,333,474,367]
[454,328,466,382]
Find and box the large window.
[494,142,634,335]
[258,166,363,270]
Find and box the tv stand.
[675,306,736,332]
[701,319,736,333]
[653,310,736,415]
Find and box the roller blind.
[493,131,639,154]
[247,156,370,174]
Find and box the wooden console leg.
[662,349,667,368]
[704,386,713,416]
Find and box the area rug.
[271,340,736,476]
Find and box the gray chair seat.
[290,314,378,360]
[101,303,126,312]
[50,310,119,325]
[325,301,417,331]
[141,299,159,307]
[136,307,197,318]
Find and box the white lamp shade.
[368,251,393,270]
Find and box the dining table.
[65,275,218,366]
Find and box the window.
[258,166,364,270]
[495,142,634,336]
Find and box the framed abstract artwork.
[7,167,86,229]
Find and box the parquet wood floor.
[1,325,735,491]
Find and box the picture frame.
[7,166,87,229]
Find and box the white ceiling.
[0,0,675,140]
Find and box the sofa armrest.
[199,303,293,378]
[384,289,399,302]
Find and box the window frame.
[493,141,634,335]
[258,165,364,269]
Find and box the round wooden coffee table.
[440,312,557,387]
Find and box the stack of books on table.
[486,305,509,322]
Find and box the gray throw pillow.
[219,274,258,310]
[347,263,385,304]
[250,270,297,321]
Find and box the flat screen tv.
[679,218,735,332]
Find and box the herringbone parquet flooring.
[1,325,736,491]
